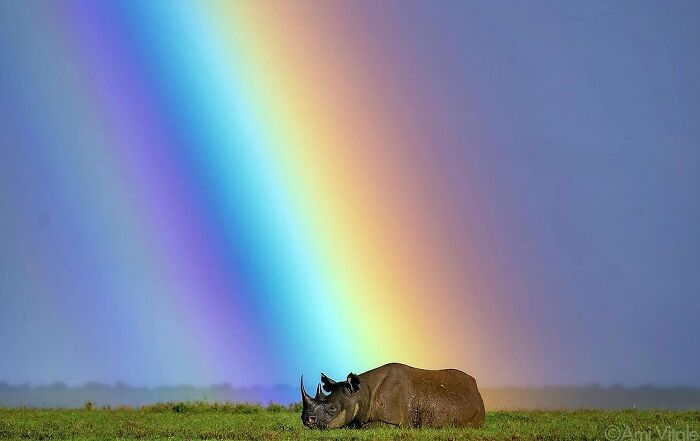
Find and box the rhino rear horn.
[315,383,326,400]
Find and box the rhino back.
[361,363,485,428]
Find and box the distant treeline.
[482,385,700,410]
[1,382,699,409]
[0,382,292,409]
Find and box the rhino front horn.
[300,376,314,407]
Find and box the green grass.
[0,402,698,440]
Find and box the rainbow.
[0,1,537,387]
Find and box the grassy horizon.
[1,401,699,440]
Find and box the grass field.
[1,402,698,440]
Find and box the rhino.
[300,362,485,429]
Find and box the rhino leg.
[362,421,399,429]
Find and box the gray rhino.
[301,363,485,429]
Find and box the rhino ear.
[346,373,360,393]
[321,373,337,392]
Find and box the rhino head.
[300,373,362,429]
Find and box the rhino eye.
[327,405,338,414]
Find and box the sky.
[0,1,698,388]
